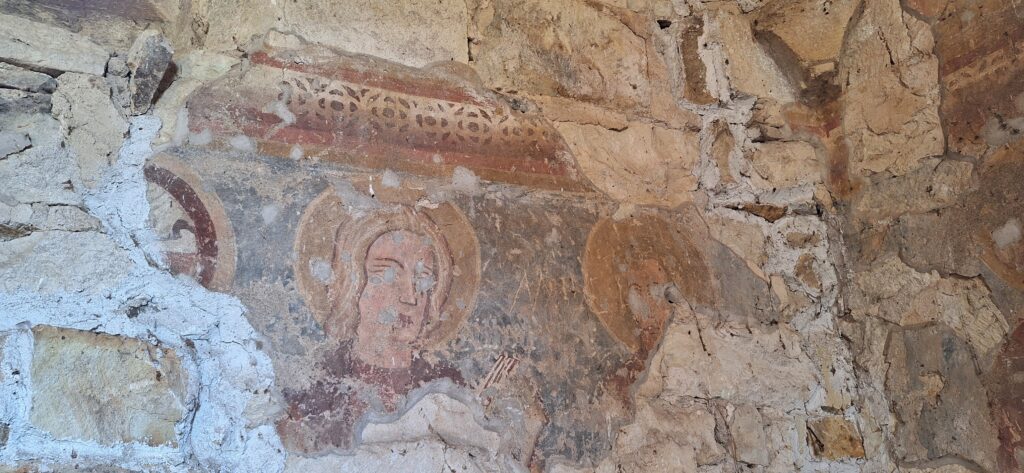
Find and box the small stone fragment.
[0,62,56,93]
[0,13,109,75]
[794,253,821,290]
[807,416,866,460]
[730,405,770,465]
[735,202,786,222]
[126,29,173,114]
[29,325,187,447]
[750,140,822,190]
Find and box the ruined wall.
[0,0,1019,472]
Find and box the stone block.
[0,13,108,75]
[0,62,56,94]
[806,416,865,460]
[840,0,943,176]
[29,325,188,447]
[555,121,699,207]
[0,89,49,116]
[51,73,128,187]
[0,133,82,207]
[885,325,999,470]
[709,5,795,103]
[200,0,468,67]
[730,405,770,465]
[0,132,30,159]
[472,0,651,112]
[753,0,859,65]
[126,29,172,115]
[0,231,132,294]
[749,140,822,190]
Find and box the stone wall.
[0,0,1019,472]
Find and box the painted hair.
[324,206,453,341]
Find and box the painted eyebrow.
[368,257,404,269]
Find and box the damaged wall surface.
[0,0,1020,472]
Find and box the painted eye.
[368,275,384,285]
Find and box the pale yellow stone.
[197,0,469,67]
[30,326,187,447]
[903,278,1009,361]
[807,416,865,459]
[556,121,699,207]
[473,0,650,111]
[840,0,943,176]
[749,140,822,190]
[708,5,795,103]
[754,0,860,64]
[528,95,629,130]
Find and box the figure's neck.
[352,335,413,369]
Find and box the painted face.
[356,230,438,348]
[624,258,673,350]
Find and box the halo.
[294,178,481,348]
[144,153,236,291]
[582,214,713,352]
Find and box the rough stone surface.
[29,325,187,447]
[807,416,865,460]
[472,0,651,111]
[749,140,821,190]
[839,0,944,176]
[198,0,469,67]
[126,29,173,114]
[753,0,859,66]
[556,121,700,207]
[709,4,795,103]
[0,13,109,75]
[0,63,56,94]
[885,325,1000,471]
[0,231,132,294]
[51,73,129,187]
[730,404,770,465]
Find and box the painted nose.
[398,273,419,306]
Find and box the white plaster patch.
[188,128,213,146]
[261,204,280,225]
[381,168,401,188]
[992,218,1022,249]
[450,166,482,196]
[229,134,255,152]
[171,106,189,146]
[309,257,333,284]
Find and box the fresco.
[187,43,588,192]
[279,184,481,452]
[153,42,775,467]
[583,215,716,404]
[144,154,235,290]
